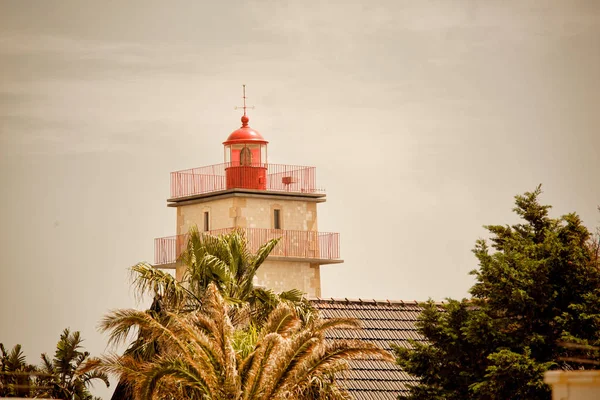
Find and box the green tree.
[100,284,393,400]
[1,330,108,399]
[110,227,315,399]
[132,227,314,322]
[0,343,38,397]
[394,186,600,400]
[37,328,109,400]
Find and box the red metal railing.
[170,163,323,199]
[154,228,340,265]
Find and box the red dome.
[223,116,268,145]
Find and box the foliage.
[37,328,109,400]
[0,329,108,399]
[131,226,315,323]
[0,343,37,397]
[110,227,317,399]
[394,186,600,400]
[99,284,393,400]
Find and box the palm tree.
[132,226,314,322]
[100,284,393,400]
[111,227,315,399]
[0,343,37,397]
[36,328,109,400]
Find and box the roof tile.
[311,299,436,399]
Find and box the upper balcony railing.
[170,163,324,199]
[154,227,340,266]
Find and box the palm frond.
[95,353,146,380]
[39,353,55,375]
[99,308,185,353]
[232,324,259,359]
[313,318,362,333]
[278,288,304,302]
[80,369,110,388]
[241,333,283,400]
[258,329,322,398]
[131,262,199,308]
[137,356,214,400]
[291,340,394,393]
[249,237,280,276]
[7,344,27,369]
[201,254,235,286]
[261,304,301,337]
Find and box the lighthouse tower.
[153,88,342,297]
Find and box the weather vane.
[235,84,254,116]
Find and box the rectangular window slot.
[274,209,281,230]
[204,211,210,232]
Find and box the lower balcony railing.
[154,227,341,266]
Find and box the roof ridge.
[309,297,445,306]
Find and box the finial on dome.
[235,84,254,127]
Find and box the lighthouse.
[153,87,342,297]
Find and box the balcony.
[169,163,324,200]
[154,228,341,268]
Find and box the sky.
[1,0,599,397]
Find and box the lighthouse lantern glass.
[224,143,266,167]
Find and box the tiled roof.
[311,298,432,400]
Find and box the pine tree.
[395,186,600,399]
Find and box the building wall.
[177,196,319,233]
[177,197,235,234]
[238,198,318,231]
[174,194,322,297]
[257,260,321,297]
[175,262,185,282]
[175,259,321,297]
[545,371,600,400]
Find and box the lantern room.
[223,114,268,190]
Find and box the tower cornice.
[167,188,327,207]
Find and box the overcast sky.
[1,1,599,397]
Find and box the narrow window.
[204,211,210,232]
[240,146,252,166]
[274,209,281,230]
